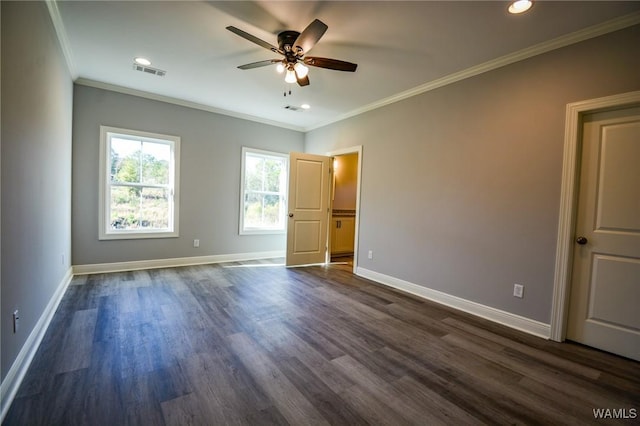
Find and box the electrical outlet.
[368,250,373,259]
[13,310,20,333]
[193,239,200,248]
[513,284,524,298]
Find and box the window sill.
[99,231,179,240]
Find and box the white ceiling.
[53,1,640,131]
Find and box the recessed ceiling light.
[508,0,533,14]
[301,104,311,110]
[134,57,152,66]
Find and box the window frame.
[99,125,180,240]
[239,147,289,235]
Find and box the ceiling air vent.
[133,64,166,77]
[284,105,302,112]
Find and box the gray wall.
[305,25,640,324]
[72,85,304,265]
[1,1,73,380]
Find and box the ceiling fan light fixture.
[508,0,533,14]
[294,62,309,78]
[285,69,297,84]
[276,62,285,73]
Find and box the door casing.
[550,90,640,342]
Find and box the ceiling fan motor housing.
[278,30,302,61]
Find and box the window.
[240,147,288,234]
[99,126,179,240]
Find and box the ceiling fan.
[226,19,357,87]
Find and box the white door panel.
[588,255,640,330]
[595,126,640,232]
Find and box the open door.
[286,152,333,267]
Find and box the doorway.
[330,152,358,266]
[550,91,640,361]
[285,152,333,267]
[285,147,362,272]
[327,146,362,274]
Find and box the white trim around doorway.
[549,90,640,342]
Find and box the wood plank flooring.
[4,259,639,425]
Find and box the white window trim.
[99,125,180,240]
[239,147,289,235]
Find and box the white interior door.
[286,152,332,267]
[566,106,640,361]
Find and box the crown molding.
[74,78,306,132]
[45,0,78,79]
[305,11,640,132]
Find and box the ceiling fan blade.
[294,19,328,54]
[296,73,310,87]
[211,2,287,35]
[304,57,358,72]
[237,59,282,70]
[226,26,280,53]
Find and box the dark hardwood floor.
[4,259,639,425]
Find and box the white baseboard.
[1,267,73,422]
[356,267,551,339]
[72,250,286,275]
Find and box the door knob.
[576,236,588,245]
[288,213,294,218]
